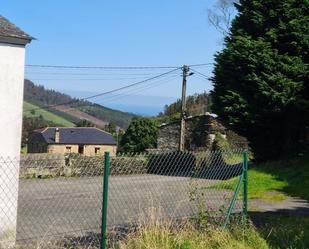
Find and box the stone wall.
[157,114,248,150]
[19,153,147,178]
[20,153,66,178]
[157,122,180,150]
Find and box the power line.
[73,74,178,105]
[25,72,180,82]
[188,63,214,67]
[25,62,214,70]
[190,68,210,80]
[192,74,208,81]
[27,77,166,81]
[67,75,179,114]
[95,74,179,104]
[25,72,161,76]
[25,64,180,70]
[24,68,181,113]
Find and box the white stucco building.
[0,16,32,245]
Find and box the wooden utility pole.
[179,65,189,151]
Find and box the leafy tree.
[161,92,212,117]
[120,117,157,152]
[104,122,117,134]
[75,119,94,127]
[22,116,57,148]
[211,0,309,160]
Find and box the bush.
[212,133,230,151]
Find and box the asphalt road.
[16,174,235,242]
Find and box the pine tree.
[211,0,309,160]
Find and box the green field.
[23,101,75,127]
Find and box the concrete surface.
[16,174,235,242]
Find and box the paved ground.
[16,174,234,242]
[250,194,309,216]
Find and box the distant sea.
[62,90,177,116]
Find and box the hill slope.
[24,79,137,128]
[23,101,75,127]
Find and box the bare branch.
[207,0,238,36]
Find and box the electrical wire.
[24,68,181,113]
[95,74,179,104]
[51,74,180,110]
[27,77,162,81]
[188,63,214,67]
[190,68,210,80]
[192,74,209,81]
[25,62,214,70]
[25,64,180,70]
[25,71,161,76]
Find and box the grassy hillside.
[24,79,137,128]
[23,101,75,127]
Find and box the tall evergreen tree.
[211,0,309,160]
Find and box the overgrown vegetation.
[12,215,309,249]
[115,214,309,249]
[149,92,212,127]
[211,0,309,161]
[212,133,230,151]
[159,92,212,117]
[116,220,268,249]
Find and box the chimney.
[55,128,60,143]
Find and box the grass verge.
[115,221,268,249]
[254,215,309,249]
[12,216,309,249]
[209,152,309,201]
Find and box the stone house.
[157,113,248,150]
[28,127,117,156]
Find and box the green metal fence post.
[100,152,110,249]
[243,151,248,216]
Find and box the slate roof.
[0,15,32,41]
[38,127,117,145]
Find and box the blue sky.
[2,1,225,115]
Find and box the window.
[95,147,100,155]
[78,145,84,154]
[66,146,72,153]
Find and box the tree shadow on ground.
[251,151,309,201]
[146,151,243,180]
[249,211,309,249]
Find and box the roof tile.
[39,127,117,145]
[0,15,32,40]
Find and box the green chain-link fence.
[0,149,248,248]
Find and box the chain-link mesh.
[0,149,246,248]
[108,149,245,228]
